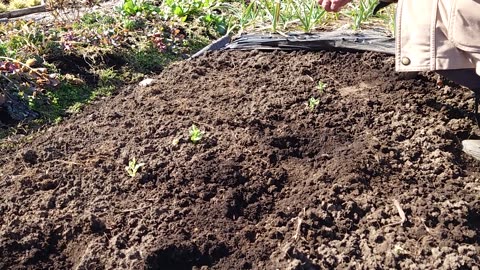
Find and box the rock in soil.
[1,50,480,269]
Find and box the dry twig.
[293,208,306,241]
[383,199,407,227]
[393,199,406,225]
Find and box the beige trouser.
[396,0,480,75]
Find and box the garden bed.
[0,50,479,269]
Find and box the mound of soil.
[1,50,479,269]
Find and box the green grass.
[29,83,93,120]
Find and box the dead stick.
[0,5,47,19]
[118,205,150,213]
[383,199,407,227]
[293,208,306,240]
[47,159,82,166]
[393,199,407,225]
[293,217,303,241]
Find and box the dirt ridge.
[0,50,479,269]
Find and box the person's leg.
[436,69,480,161]
[435,69,480,90]
[435,69,480,115]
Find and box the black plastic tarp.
[191,30,395,58]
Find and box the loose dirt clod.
[0,50,479,269]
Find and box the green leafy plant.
[120,0,142,16]
[201,12,228,35]
[344,0,378,30]
[316,81,327,93]
[159,0,231,36]
[125,157,145,177]
[231,0,260,33]
[120,0,160,17]
[95,67,119,88]
[291,0,325,33]
[308,97,320,111]
[122,18,146,30]
[189,124,204,143]
[258,0,283,32]
[161,0,207,22]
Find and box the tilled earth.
[0,50,479,269]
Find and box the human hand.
[318,0,352,12]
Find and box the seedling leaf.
[308,97,320,111]
[189,124,204,144]
[125,157,145,177]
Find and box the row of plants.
[229,0,394,33]
[0,0,395,139]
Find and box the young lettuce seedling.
[125,157,145,177]
[316,81,327,94]
[308,97,320,111]
[189,124,204,144]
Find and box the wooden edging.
[0,4,47,19]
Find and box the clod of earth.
[0,50,479,269]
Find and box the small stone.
[139,78,155,87]
[462,140,480,161]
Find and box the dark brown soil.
[1,50,479,269]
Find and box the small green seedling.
[189,124,204,143]
[125,157,145,177]
[308,97,320,111]
[316,81,327,93]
